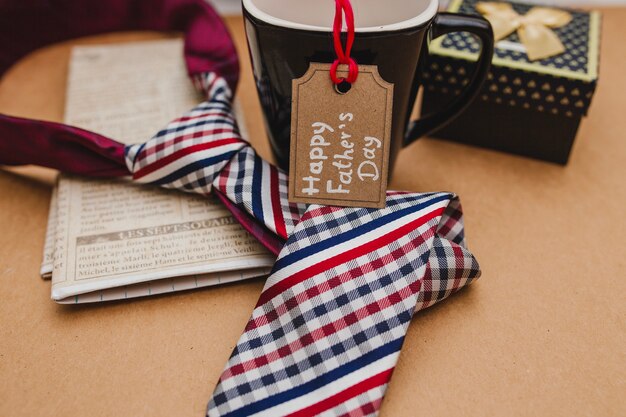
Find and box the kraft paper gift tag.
[289,63,393,209]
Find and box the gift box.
[420,0,601,164]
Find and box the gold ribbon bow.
[476,2,572,61]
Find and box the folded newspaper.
[40,39,275,304]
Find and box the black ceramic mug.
[242,0,494,171]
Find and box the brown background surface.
[0,13,624,417]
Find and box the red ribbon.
[330,0,358,85]
[0,0,238,177]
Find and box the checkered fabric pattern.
[126,73,307,239]
[213,146,306,239]
[124,72,481,416]
[207,192,479,417]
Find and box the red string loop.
[330,0,358,85]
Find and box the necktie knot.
[126,73,249,192]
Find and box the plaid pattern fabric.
[214,146,306,239]
[126,73,246,193]
[207,192,479,416]
[123,72,481,417]
[126,73,306,239]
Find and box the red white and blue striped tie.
[125,72,481,417]
[0,1,480,412]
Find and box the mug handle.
[404,13,494,145]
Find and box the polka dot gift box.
[420,0,600,164]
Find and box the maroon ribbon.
[0,0,238,175]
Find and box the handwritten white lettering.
[302,116,382,198]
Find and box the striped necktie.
[0,1,480,415]
[126,73,481,416]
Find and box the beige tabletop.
[0,13,624,417]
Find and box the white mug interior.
[242,0,439,32]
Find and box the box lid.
[424,0,601,116]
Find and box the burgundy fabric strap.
[0,0,238,175]
[0,115,128,176]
